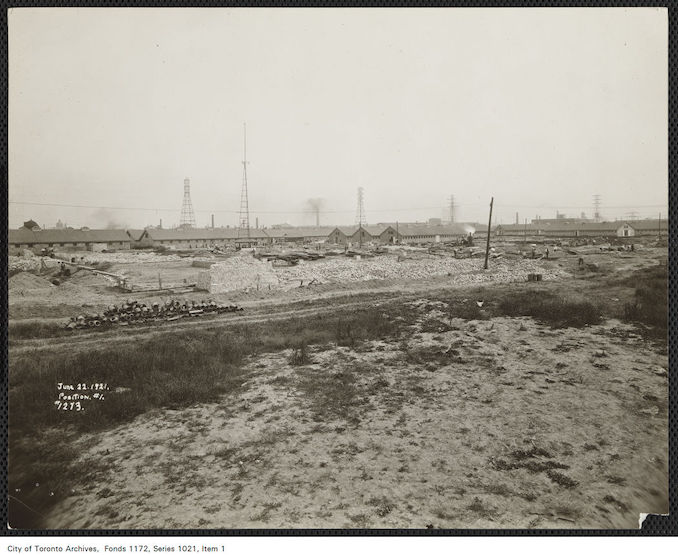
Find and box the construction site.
[8,168,669,531]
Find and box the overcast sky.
[9,7,668,229]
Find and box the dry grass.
[8,306,406,528]
[497,291,602,328]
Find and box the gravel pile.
[197,254,280,293]
[275,255,564,288]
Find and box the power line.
[9,200,668,215]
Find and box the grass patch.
[621,265,667,330]
[546,470,579,489]
[295,368,363,425]
[497,291,601,328]
[288,343,313,366]
[9,321,75,340]
[9,306,407,528]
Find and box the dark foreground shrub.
[288,343,313,366]
[622,266,667,330]
[498,291,601,328]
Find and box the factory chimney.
[159,218,163,229]
[211,214,214,229]
[255,217,259,229]
[515,212,519,225]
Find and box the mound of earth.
[8,272,55,293]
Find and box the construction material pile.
[275,255,566,288]
[64,299,243,329]
[9,256,60,273]
[61,251,184,265]
[196,253,280,293]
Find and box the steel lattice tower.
[355,187,367,225]
[180,178,196,228]
[238,123,251,239]
[593,194,601,222]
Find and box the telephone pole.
[484,197,494,270]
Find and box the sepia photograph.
[7,7,669,530]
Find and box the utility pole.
[659,212,661,236]
[484,197,493,270]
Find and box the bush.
[498,291,601,328]
[9,321,71,340]
[621,266,667,330]
[288,343,313,366]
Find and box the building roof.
[330,225,395,237]
[626,219,663,231]
[9,228,131,244]
[126,229,147,241]
[396,223,471,236]
[142,227,269,241]
[265,226,337,239]
[497,221,623,233]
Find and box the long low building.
[136,227,270,248]
[9,228,132,253]
[265,226,338,244]
[495,219,665,238]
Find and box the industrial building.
[327,225,398,246]
[494,219,664,238]
[135,227,271,248]
[9,228,132,254]
[393,223,472,244]
[266,226,338,245]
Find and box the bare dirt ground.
[9,245,668,530]
[44,314,667,529]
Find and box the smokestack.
[515,212,519,225]
[211,214,214,229]
[255,217,259,229]
[159,218,162,229]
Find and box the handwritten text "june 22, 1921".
[55,382,109,411]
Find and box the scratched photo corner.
[7,7,669,530]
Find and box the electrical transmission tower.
[448,195,455,223]
[355,187,367,225]
[180,178,196,228]
[238,123,251,239]
[593,194,601,222]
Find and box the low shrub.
[498,291,601,328]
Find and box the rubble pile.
[275,256,565,288]
[64,298,243,329]
[196,253,280,293]
[60,251,183,265]
[9,256,60,273]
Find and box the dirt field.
[8,243,668,529]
